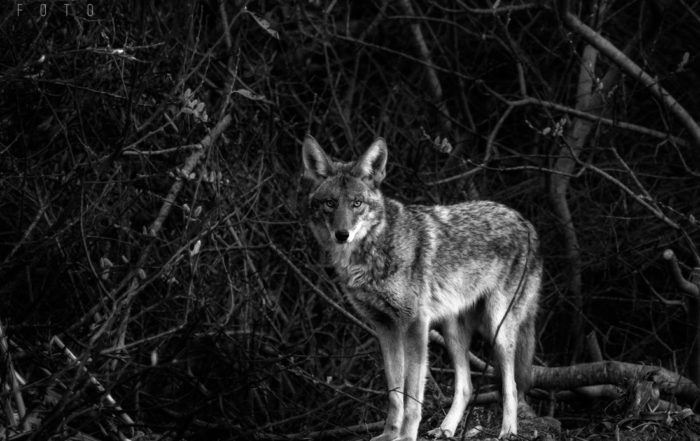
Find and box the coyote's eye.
[324,199,337,209]
[352,200,362,208]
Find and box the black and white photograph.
[1,1,700,440]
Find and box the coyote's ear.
[302,135,334,183]
[354,138,387,186]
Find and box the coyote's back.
[302,135,541,440]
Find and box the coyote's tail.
[515,221,540,398]
[515,313,536,396]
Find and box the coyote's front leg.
[427,315,473,439]
[371,324,405,441]
[397,318,429,441]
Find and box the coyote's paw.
[480,435,517,441]
[426,427,454,439]
[370,433,399,441]
[496,431,518,440]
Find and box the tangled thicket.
[1,1,700,440]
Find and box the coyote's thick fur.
[301,136,541,440]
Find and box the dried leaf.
[234,89,267,101]
[247,9,279,40]
[100,256,113,269]
[677,51,690,72]
[190,240,202,257]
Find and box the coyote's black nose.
[335,230,349,243]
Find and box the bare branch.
[663,249,700,297]
[50,336,135,429]
[534,361,700,404]
[561,9,700,147]
[514,97,691,147]
[149,114,232,237]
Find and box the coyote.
[301,135,541,440]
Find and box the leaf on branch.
[233,88,269,102]
[190,240,202,257]
[526,118,567,137]
[438,137,453,154]
[100,257,113,269]
[676,52,690,72]
[182,90,209,123]
[245,8,280,40]
[553,118,567,137]
[99,256,113,280]
[420,128,453,154]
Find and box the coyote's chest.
[329,234,398,287]
[330,240,419,323]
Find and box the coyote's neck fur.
[327,196,399,289]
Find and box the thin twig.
[122,144,203,156]
[50,336,135,431]
[2,194,48,266]
[583,162,680,230]
[267,241,376,337]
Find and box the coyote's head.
[302,135,387,247]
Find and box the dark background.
[1,1,699,439]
